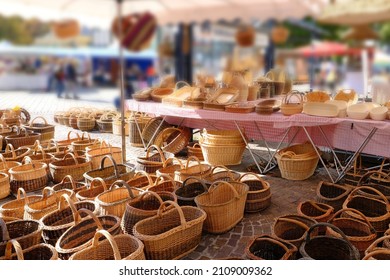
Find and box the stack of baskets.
[275,142,320,180]
[199,129,246,166]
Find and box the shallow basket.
[69,229,145,260]
[194,181,249,234]
[275,142,320,180]
[133,201,206,260]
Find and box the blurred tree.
[0,15,50,45]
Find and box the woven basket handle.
[137,190,164,205]
[377,157,390,173]
[362,250,390,260]
[22,156,35,168]
[16,187,27,201]
[91,229,122,260]
[80,132,91,141]
[347,186,390,211]
[184,156,202,171]
[46,139,60,153]
[61,152,79,165]
[0,154,6,169]
[0,218,11,242]
[66,131,81,141]
[32,144,46,157]
[153,174,176,188]
[89,177,108,191]
[208,181,240,199]
[365,235,390,254]
[358,170,390,186]
[239,172,266,183]
[5,143,16,159]
[305,222,352,245]
[191,143,201,149]
[162,157,184,169]
[58,194,81,224]
[109,180,138,199]
[182,176,209,192]
[30,116,48,126]
[77,208,103,229]
[16,126,29,136]
[328,208,375,231]
[100,155,119,178]
[277,217,310,231]
[41,186,57,201]
[59,175,77,191]
[4,239,24,260]
[133,170,154,187]
[157,200,187,228]
[146,145,166,162]
[305,200,333,214]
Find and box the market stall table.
[126,99,390,182]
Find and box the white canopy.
[0,0,329,28]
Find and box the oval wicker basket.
[174,156,212,182]
[22,116,55,142]
[239,172,272,213]
[297,200,334,223]
[245,234,297,260]
[280,91,305,116]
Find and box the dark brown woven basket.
[5,127,41,149]
[316,181,352,211]
[55,208,121,260]
[136,145,174,174]
[245,234,297,260]
[363,235,390,260]
[174,177,210,207]
[83,154,135,186]
[0,239,58,260]
[121,190,177,234]
[40,194,99,246]
[297,200,334,223]
[356,171,390,200]
[0,218,43,257]
[299,222,360,260]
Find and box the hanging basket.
[133,201,206,260]
[299,222,360,260]
[245,234,297,260]
[195,181,249,234]
[69,229,145,260]
[121,190,177,234]
[55,209,121,260]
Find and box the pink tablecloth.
[126,100,390,157]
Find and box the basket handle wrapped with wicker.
[345,186,390,212]
[76,177,107,201]
[156,200,187,226]
[359,170,390,186]
[107,179,140,199]
[364,235,390,260]
[208,180,240,198]
[98,154,122,180]
[148,173,179,193]
[128,170,155,189]
[2,239,26,260]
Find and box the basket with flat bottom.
[275,142,320,180]
[69,229,145,260]
[49,152,92,183]
[129,112,151,147]
[55,208,121,260]
[85,142,123,170]
[0,188,41,219]
[173,156,212,182]
[5,127,41,149]
[194,181,249,234]
[239,172,271,213]
[133,201,206,260]
[0,218,43,256]
[174,177,210,207]
[136,145,174,174]
[22,116,55,142]
[0,239,58,260]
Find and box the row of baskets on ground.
[0,174,389,260]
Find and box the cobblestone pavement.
[0,88,334,260]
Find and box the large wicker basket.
[0,239,57,260]
[173,156,212,182]
[128,112,151,147]
[194,181,249,234]
[136,145,174,174]
[133,201,206,260]
[275,142,320,180]
[49,153,92,183]
[239,172,272,213]
[22,116,55,142]
[85,142,123,170]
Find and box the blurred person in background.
[54,62,66,99]
[65,59,79,99]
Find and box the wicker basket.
[342,186,390,234]
[363,235,390,260]
[280,91,305,116]
[297,200,334,223]
[195,181,249,234]
[23,187,59,220]
[156,157,184,179]
[70,133,102,154]
[84,155,135,186]
[239,172,272,213]
[0,154,21,176]
[97,112,118,133]
[315,181,352,211]
[9,156,48,195]
[133,201,206,260]
[186,142,204,161]
[55,209,121,260]
[22,116,55,142]
[200,139,246,166]
[327,208,377,258]
[136,145,174,174]
[5,127,41,149]
[0,172,10,199]
[299,222,360,260]
[77,113,96,132]
[154,126,191,155]
[1,143,31,162]
[69,229,145,260]
[52,175,87,194]
[245,234,297,260]
[126,170,158,190]
[174,156,212,182]
[86,142,123,170]
[141,117,171,144]
[95,180,142,217]
[0,239,57,260]
[40,194,99,246]
[357,170,390,200]
[275,142,320,180]
[56,131,81,148]
[200,128,245,145]
[112,115,130,136]
[150,87,174,103]
[49,152,92,183]
[147,174,182,193]
[129,112,151,147]
[272,214,317,248]
[0,125,17,150]
[0,188,41,219]
[204,165,241,183]
[121,190,177,234]
[0,218,43,256]
[76,177,107,201]
[174,177,210,207]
